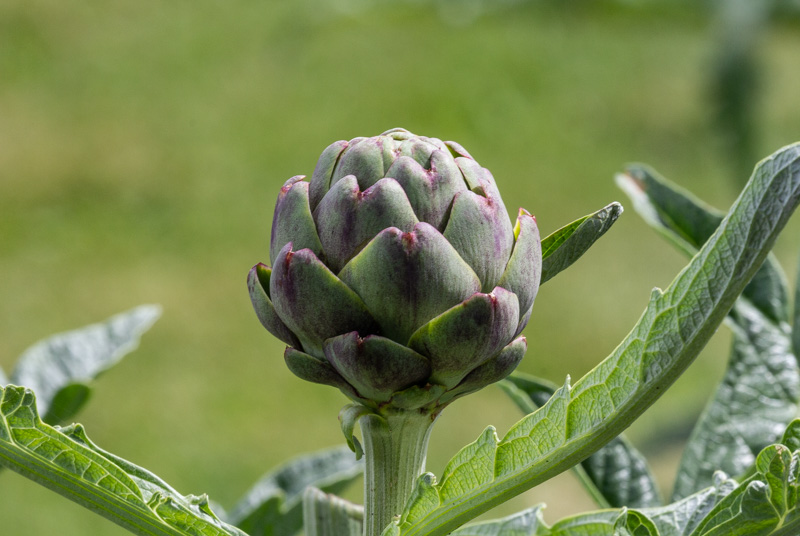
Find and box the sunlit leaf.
[502,373,660,509]
[0,385,247,536]
[385,144,800,536]
[540,202,623,285]
[617,165,799,499]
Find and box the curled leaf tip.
[339,403,380,460]
[607,201,624,215]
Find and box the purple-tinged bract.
[249,128,541,411]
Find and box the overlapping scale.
[269,177,324,265]
[323,332,431,402]
[408,287,519,389]
[313,176,419,273]
[338,223,481,345]
[270,243,378,358]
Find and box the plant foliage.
[2,143,800,536]
[384,144,800,536]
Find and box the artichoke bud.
[249,128,541,411]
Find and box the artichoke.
[248,128,541,412]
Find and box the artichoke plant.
[248,128,541,414]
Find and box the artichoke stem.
[360,408,437,536]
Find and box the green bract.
[249,128,541,411]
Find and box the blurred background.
[1,0,799,533]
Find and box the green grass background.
[1,1,799,533]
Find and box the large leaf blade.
[387,144,800,536]
[553,424,800,536]
[226,446,362,536]
[672,298,798,500]
[501,373,660,509]
[448,506,660,536]
[546,511,622,536]
[10,304,161,424]
[0,385,247,536]
[616,165,799,499]
[689,445,800,535]
[447,478,741,536]
[639,473,738,536]
[540,202,623,285]
[445,469,741,536]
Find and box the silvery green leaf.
[303,487,363,536]
[540,202,623,285]
[386,144,800,536]
[225,445,362,536]
[501,373,660,509]
[546,510,621,535]
[447,505,641,536]
[689,442,800,535]
[449,505,546,536]
[446,473,738,536]
[10,304,161,424]
[672,298,798,500]
[614,510,659,536]
[546,509,656,536]
[639,473,738,536]
[616,165,799,499]
[447,477,740,536]
[0,385,247,536]
[0,366,7,386]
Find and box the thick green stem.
[360,409,436,536]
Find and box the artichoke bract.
[249,128,541,412]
